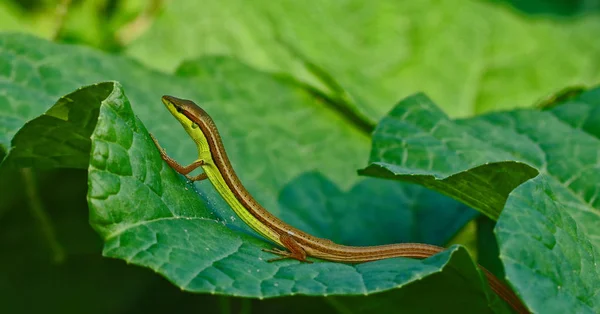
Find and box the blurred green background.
[1,0,599,313]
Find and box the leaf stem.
[51,0,72,41]
[325,297,353,314]
[217,295,232,314]
[115,0,164,45]
[238,298,251,314]
[21,168,66,263]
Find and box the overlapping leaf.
[0,34,500,313]
[359,93,539,220]
[361,90,600,313]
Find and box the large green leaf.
[125,0,600,118]
[278,173,476,246]
[546,87,600,139]
[498,175,600,313]
[90,83,504,311]
[359,93,539,220]
[360,89,600,312]
[7,82,506,312]
[0,34,495,313]
[496,92,600,313]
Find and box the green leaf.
[497,175,600,313]
[358,93,539,220]
[496,89,600,313]
[125,0,600,118]
[3,82,109,169]
[0,34,500,313]
[278,173,476,246]
[87,82,214,239]
[21,82,504,312]
[360,88,600,312]
[545,87,600,139]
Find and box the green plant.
[1,1,599,313]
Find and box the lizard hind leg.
[262,233,311,263]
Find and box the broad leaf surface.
[498,175,600,313]
[361,89,600,313]
[359,93,539,220]
[496,92,600,313]
[278,172,476,246]
[7,82,507,312]
[126,0,600,119]
[0,34,500,313]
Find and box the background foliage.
[1,0,599,313]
